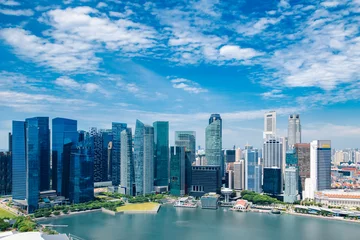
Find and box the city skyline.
[1,0,360,150]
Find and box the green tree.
[0,219,10,231]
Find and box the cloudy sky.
[0,0,359,150]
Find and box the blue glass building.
[0,152,12,195]
[190,166,221,198]
[12,121,26,200]
[205,114,223,176]
[263,167,282,195]
[120,128,135,196]
[286,149,298,166]
[245,148,262,193]
[69,137,94,204]
[52,118,78,195]
[153,121,169,187]
[111,122,127,186]
[170,146,185,196]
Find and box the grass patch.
[116,202,159,212]
[0,208,16,219]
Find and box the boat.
[271,209,281,214]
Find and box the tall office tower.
[228,170,234,189]
[284,167,299,203]
[69,138,94,204]
[100,129,113,181]
[190,165,221,197]
[52,118,78,195]
[244,148,262,193]
[295,143,310,198]
[111,122,127,186]
[263,138,283,195]
[12,121,26,200]
[287,114,301,147]
[304,140,331,199]
[26,117,50,192]
[0,152,12,195]
[280,137,288,183]
[153,121,169,188]
[235,148,242,162]
[175,131,196,164]
[134,120,154,195]
[263,111,276,139]
[90,128,103,183]
[224,149,236,163]
[233,160,244,191]
[170,146,185,196]
[205,114,223,175]
[8,133,12,152]
[120,128,134,196]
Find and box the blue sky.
[0,0,360,150]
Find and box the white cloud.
[0,28,99,72]
[54,76,101,93]
[219,45,263,60]
[278,0,290,9]
[321,1,342,8]
[170,78,208,94]
[261,89,286,99]
[0,0,20,6]
[96,2,108,9]
[0,8,33,16]
[237,17,283,36]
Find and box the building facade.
[120,128,134,196]
[170,146,185,196]
[190,165,221,197]
[134,120,154,195]
[0,152,11,195]
[244,147,262,193]
[205,114,222,175]
[111,122,127,186]
[52,118,78,195]
[295,143,310,198]
[287,114,301,147]
[284,167,299,203]
[233,160,244,191]
[263,168,282,195]
[153,121,169,187]
[175,131,196,164]
[12,121,26,200]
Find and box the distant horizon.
[1,0,359,150]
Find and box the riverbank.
[34,208,102,221]
[287,211,360,224]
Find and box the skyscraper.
[233,160,244,191]
[69,137,94,204]
[0,152,12,195]
[12,121,26,201]
[205,114,222,175]
[284,167,299,203]
[175,131,196,163]
[244,147,262,193]
[295,143,310,198]
[111,122,127,186]
[120,128,134,196]
[304,140,331,199]
[101,130,113,181]
[153,121,169,187]
[263,138,283,195]
[235,148,242,162]
[8,132,12,152]
[287,114,301,147]
[134,120,154,195]
[52,118,78,195]
[170,146,185,196]
[263,111,276,139]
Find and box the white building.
[287,114,301,147]
[263,111,276,139]
[303,140,331,200]
[314,190,360,207]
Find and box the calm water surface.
[40,205,360,240]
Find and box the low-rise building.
[314,190,360,207]
[201,193,219,209]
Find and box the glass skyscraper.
[295,143,310,198]
[111,122,127,186]
[0,152,12,195]
[175,131,196,163]
[170,146,185,196]
[244,147,262,193]
[121,128,135,196]
[205,114,223,175]
[52,118,78,195]
[285,149,298,166]
[134,120,154,195]
[153,121,169,187]
[12,121,26,200]
[69,137,94,204]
